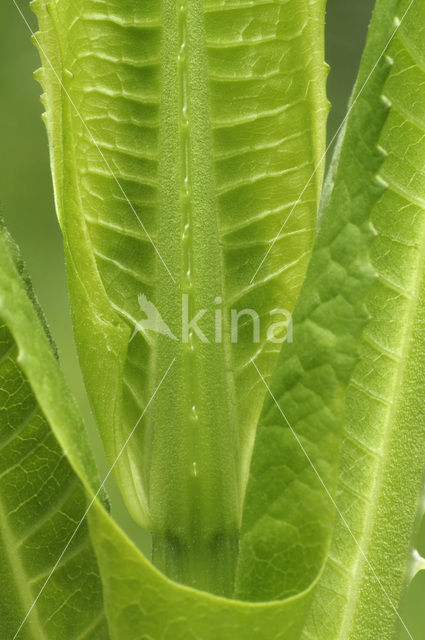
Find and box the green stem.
[152,532,239,597]
[148,0,240,592]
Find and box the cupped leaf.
[8,0,425,637]
[88,500,316,640]
[0,225,109,639]
[87,0,425,632]
[303,0,425,637]
[0,223,323,640]
[32,0,328,592]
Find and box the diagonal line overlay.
[12,358,176,640]
[250,0,416,285]
[251,359,414,640]
[11,0,176,284]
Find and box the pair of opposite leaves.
[1,0,424,638]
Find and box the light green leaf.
[0,225,319,640]
[234,0,400,605]
[5,0,425,637]
[303,0,425,637]
[32,0,328,593]
[88,499,315,640]
[87,0,425,631]
[0,225,109,639]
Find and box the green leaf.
[85,0,425,632]
[88,500,316,640]
[32,0,328,593]
[0,222,319,640]
[6,0,425,637]
[0,226,321,639]
[233,0,400,607]
[302,0,425,637]
[0,224,109,639]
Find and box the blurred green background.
[0,1,423,637]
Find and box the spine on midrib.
[149,0,240,596]
[178,0,199,491]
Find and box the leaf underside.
[304,0,425,637]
